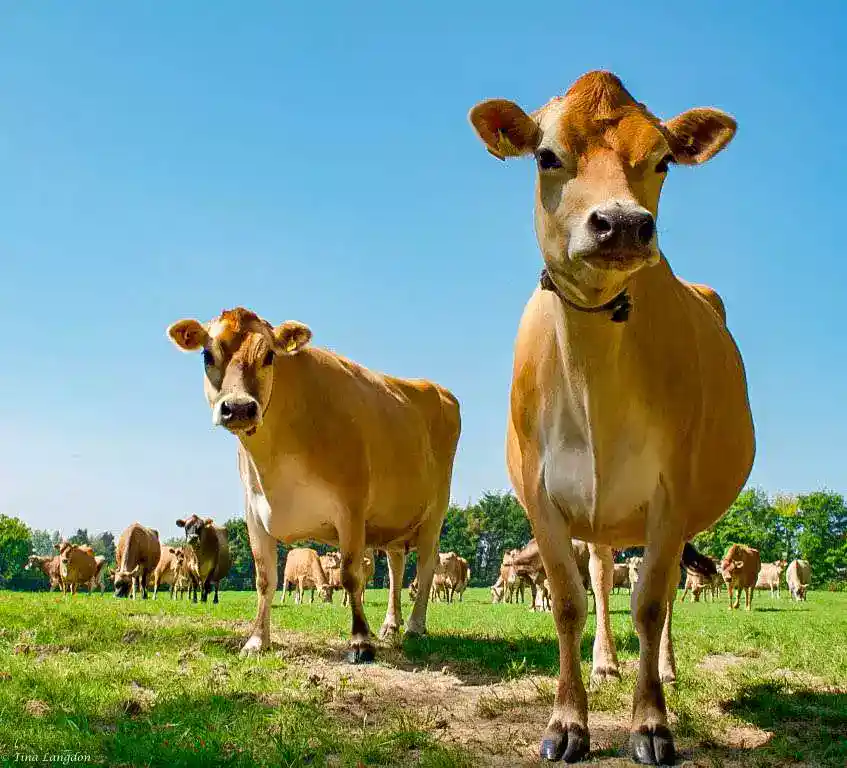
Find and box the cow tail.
[681,542,717,577]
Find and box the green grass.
[0,588,844,767]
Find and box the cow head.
[176,515,215,546]
[167,308,312,436]
[469,71,736,307]
[113,564,140,598]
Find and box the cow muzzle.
[213,395,261,433]
[574,203,659,270]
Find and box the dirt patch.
[24,699,51,717]
[698,654,746,674]
[120,681,157,717]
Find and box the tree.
[30,528,60,557]
[69,528,90,546]
[0,515,32,582]
[222,518,255,590]
[794,491,847,585]
[91,532,116,565]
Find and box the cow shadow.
[720,681,847,764]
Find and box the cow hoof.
[660,672,677,685]
[629,725,675,765]
[590,666,621,688]
[378,624,400,641]
[539,723,589,762]
[239,636,265,657]
[347,645,376,664]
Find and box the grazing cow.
[786,559,811,601]
[432,552,470,604]
[114,524,161,599]
[320,551,343,602]
[469,70,754,762]
[168,307,461,663]
[756,560,787,599]
[453,556,471,602]
[152,547,186,599]
[679,566,721,603]
[721,545,761,611]
[176,515,231,604]
[500,547,534,603]
[55,543,97,595]
[25,555,63,592]
[88,556,108,594]
[612,564,631,594]
[281,547,329,604]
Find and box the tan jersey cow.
[431,552,470,604]
[721,545,761,611]
[114,523,161,600]
[319,551,343,602]
[786,559,811,601]
[756,560,787,598]
[152,546,186,599]
[679,566,721,603]
[176,515,231,604]
[281,547,329,604]
[470,70,754,763]
[627,556,643,590]
[168,307,461,663]
[612,563,631,594]
[55,543,97,595]
[88,556,108,594]
[174,547,199,600]
[25,555,63,592]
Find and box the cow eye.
[536,148,562,170]
[262,349,275,367]
[655,154,673,174]
[202,350,214,368]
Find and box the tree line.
[2,488,845,591]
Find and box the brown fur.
[721,545,762,610]
[56,542,97,595]
[756,560,787,598]
[786,559,811,601]
[26,555,63,591]
[281,548,329,604]
[176,515,231,604]
[114,523,161,600]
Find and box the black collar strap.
[539,269,632,323]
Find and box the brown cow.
[152,546,186,599]
[612,564,631,594]
[55,542,97,595]
[469,70,754,762]
[174,547,199,600]
[25,555,63,592]
[176,515,231,604]
[168,307,461,663]
[88,556,108,594]
[679,566,721,603]
[319,551,343,602]
[114,523,161,599]
[721,545,761,610]
[431,552,469,604]
[786,559,811,601]
[281,547,328,604]
[756,560,787,599]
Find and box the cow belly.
[543,439,661,543]
[251,477,343,545]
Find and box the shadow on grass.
[721,681,847,767]
[398,628,640,681]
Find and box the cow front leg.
[240,507,278,657]
[531,505,589,763]
[588,544,620,687]
[629,526,682,765]
[379,548,405,640]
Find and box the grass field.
[0,587,845,767]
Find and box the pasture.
[1,588,845,767]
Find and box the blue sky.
[1,2,845,539]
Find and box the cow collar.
[539,269,632,323]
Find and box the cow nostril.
[244,401,258,419]
[588,211,613,237]
[220,402,233,419]
[637,217,655,245]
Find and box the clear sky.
[1,2,845,541]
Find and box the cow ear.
[176,519,186,528]
[469,99,540,160]
[663,108,736,165]
[273,321,312,355]
[734,560,744,569]
[203,517,214,527]
[168,319,209,352]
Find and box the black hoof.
[629,725,675,765]
[540,723,589,762]
[346,645,376,664]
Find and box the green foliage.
[30,528,60,557]
[68,528,90,546]
[0,515,32,581]
[222,517,255,590]
[90,531,117,565]
[794,491,847,585]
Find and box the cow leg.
[153,575,159,600]
[406,514,442,637]
[379,548,405,640]
[658,565,681,685]
[241,507,278,657]
[142,572,149,600]
[213,581,220,604]
[629,526,682,767]
[531,510,589,763]
[339,530,374,664]
[588,544,620,686]
[745,586,754,611]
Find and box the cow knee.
[634,600,663,635]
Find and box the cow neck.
[540,269,632,323]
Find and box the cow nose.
[587,207,655,247]
[219,398,258,424]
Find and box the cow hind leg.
[405,510,443,637]
[241,507,278,657]
[337,520,374,663]
[379,548,405,640]
[588,544,620,687]
[531,506,589,763]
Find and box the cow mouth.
[582,249,652,270]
